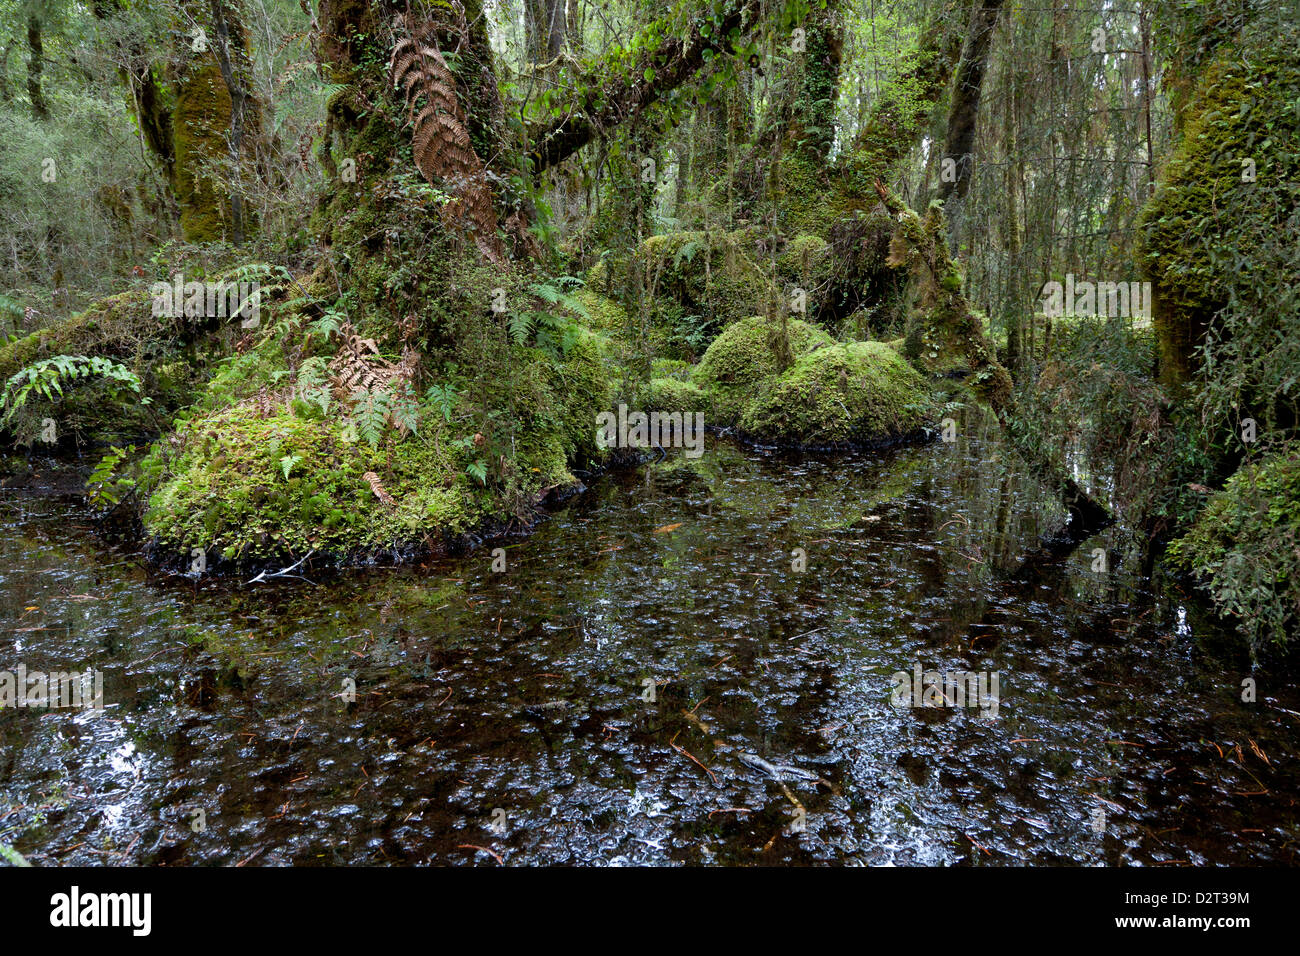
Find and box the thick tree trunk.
[207,0,266,244]
[171,7,235,243]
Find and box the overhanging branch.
[526,0,764,173]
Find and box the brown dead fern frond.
[389,17,505,265]
[327,323,422,437]
[362,470,396,506]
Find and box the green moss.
[574,289,627,334]
[0,288,159,384]
[1135,17,1300,385]
[545,327,617,464]
[640,377,707,415]
[691,315,834,424]
[632,230,778,355]
[172,56,233,243]
[1168,443,1300,651]
[776,234,831,290]
[141,405,479,563]
[739,341,936,447]
[0,287,207,444]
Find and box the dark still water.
[2,408,1297,865]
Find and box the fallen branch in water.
[247,550,316,585]
[458,844,504,865]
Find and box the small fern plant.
[507,280,589,358]
[0,355,148,424]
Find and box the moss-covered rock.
[1168,443,1300,652]
[573,288,628,334]
[544,326,619,465]
[0,288,162,384]
[739,341,936,448]
[690,315,834,424]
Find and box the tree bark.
[527,0,765,174]
[207,0,266,244]
[935,0,1004,221]
[26,15,48,121]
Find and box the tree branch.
[526,0,763,173]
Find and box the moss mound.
[141,406,476,565]
[640,377,707,415]
[138,321,619,567]
[1168,443,1300,652]
[739,341,936,447]
[690,316,834,424]
[0,288,205,445]
[776,234,830,286]
[0,288,162,384]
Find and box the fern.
[279,454,302,480]
[425,381,461,421]
[295,356,333,416]
[348,386,393,449]
[0,356,147,423]
[311,307,346,340]
[508,310,536,345]
[389,15,505,264]
[0,294,22,318]
[86,445,135,508]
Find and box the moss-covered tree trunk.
[26,13,48,121]
[171,27,234,243]
[207,0,265,244]
[934,0,1004,228]
[168,0,268,243]
[314,0,531,319]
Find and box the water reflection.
[1,406,1297,865]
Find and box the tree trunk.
[26,15,48,121]
[525,0,567,63]
[935,0,1004,227]
[206,0,266,244]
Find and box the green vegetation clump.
[690,315,834,424]
[136,313,619,565]
[1168,444,1300,652]
[140,406,478,564]
[630,230,778,357]
[0,288,201,443]
[739,341,936,447]
[0,288,161,383]
[775,234,830,291]
[640,377,707,415]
